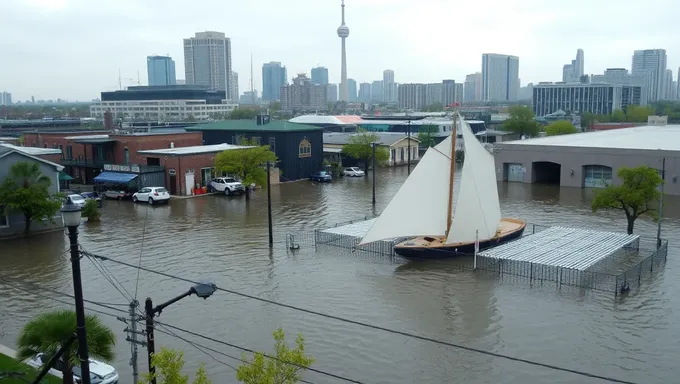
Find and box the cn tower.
[337,0,349,101]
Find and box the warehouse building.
[494,123,680,195]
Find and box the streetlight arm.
[152,289,193,316]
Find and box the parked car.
[25,352,119,384]
[66,194,86,208]
[310,171,332,182]
[102,189,134,200]
[132,187,170,205]
[210,177,246,196]
[343,167,365,177]
[81,191,103,208]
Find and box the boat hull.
[393,218,526,259]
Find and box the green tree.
[141,347,211,384]
[580,112,595,130]
[236,328,315,384]
[16,310,116,384]
[417,125,438,148]
[229,108,261,120]
[625,105,654,122]
[611,109,626,122]
[215,138,278,200]
[591,166,663,234]
[420,102,443,112]
[0,162,63,235]
[502,105,540,138]
[82,199,101,221]
[341,130,390,173]
[545,120,578,136]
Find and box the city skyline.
[2,0,679,101]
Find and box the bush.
[82,199,100,221]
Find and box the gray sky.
[1,0,678,101]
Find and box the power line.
[82,248,638,384]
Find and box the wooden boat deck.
[396,218,527,249]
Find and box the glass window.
[584,165,612,188]
[124,148,130,164]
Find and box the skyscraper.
[664,69,674,100]
[482,54,519,101]
[337,1,350,101]
[575,49,584,79]
[183,31,232,98]
[562,49,585,83]
[632,49,667,102]
[280,74,327,112]
[326,84,338,102]
[311,67,329,85]
[358,82,371,102]
[262,62,287,101]
[231,72,239,102]
[347,79,357,101]
[383,70,395,102]
[464,72,482,102]
[147,56,176,86]
[371,80,383,102]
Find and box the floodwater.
[1,166,679,384]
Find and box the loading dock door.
[507,163,525,182]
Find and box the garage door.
[507,163,525,182]
[583,165,612,188]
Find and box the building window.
[59,145,64,160]
[124,148,130,164]
[66,145,73,160]
[298,139,311,158]
[0,205,8,228]
[583,165,613,188]
[268,137,276,152]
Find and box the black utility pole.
[407,118,412,175]
[657,157,666,248]
[267,161,273,247]
[371,142,377,206]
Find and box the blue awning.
[94,171,138,184]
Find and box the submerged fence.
[285,219,669,296]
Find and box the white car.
[343,167,366,177]
[25,352,119,384]
[132,187,170,205]
[210,177,246,196]
[66,194,87,207]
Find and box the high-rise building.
[454,83,463,104]
[590,68,649,105]
[371,81,383,102]
[533,82,641,116]
[231,72,239,103]
[519,83,534,100]
[358,82,371,102]
[311,67,329,85]
[240,90,260,105]
[262,62,287,101]
[464,72,483,102]
[562,49,585,83]
[677,66,680,100]
[147,56,176,86]
[337,1,350,101]
[0,92,12,105]
[664,69,673,100]
[347,79,357,101]
[383,70,395,102]
[280,74,327,112]
[632,49,667,102]
[397,84,426,110]
[326,84,338,103]
[183,31,233,99]
[482,53,519,101]
[442,80,455,106]
[424,83,442,106]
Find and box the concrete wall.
[494,143,680,195]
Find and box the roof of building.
[323,132,419,146]
[0,144,64,171]
[187,120,321,132]
[500,124,680,151]
[137,143,254,156]
[0,143,61,156]
[289,115,365,125]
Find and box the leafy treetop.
[545,120,578,136]
[341,130,390,173]
[140,347,211,384]
[591,165,663,234]
[417,125,438,148]
[214,138,278,198]
[502,105,540,138]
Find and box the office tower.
[397,84,426,110]
[442,80,455,106]
[280,74,327,112]
[327,84,338,102]
[632,49,667,102]
[147,56,176,86]
[371,80,383,102]
[311,67,329,85]
[347,78,357,101]
[230,72,239,102]
[482,53,520,101]
[664,69,673,100]
[240,90,260,105]
[591,68,649,105]
[562,49,585,83]
[358,82,371,102]
[183,31,232,98]
[337,1,350,101]
[519,83,534,100]
[464,72,483,102]
[0,92,12,105]
[383,70,395,102]
[533,82,641,116]
[261,62,287,101]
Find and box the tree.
[140,347,211,384]
[611,109,626,122]
[82,199,100,221]
[502,105,540,138]
[417,125,438,148]
[0,162,63,235]
[591,166,663,234]
[229,108,261,120]
[420,102,443,112]
[580,112,595,131]
[341,130,390,173]
[215,138,278,200]
[16,310,116,384]
[626,105,654,123]
[545,120,578,136]
[236,328,315,384]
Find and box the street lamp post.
[61,203,91,384]
[266,161,273,247]
[407,118,412,175]
[657,157,666,248]
[145,282,217,384]
[371,141,382,206]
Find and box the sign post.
[473,229,479,270]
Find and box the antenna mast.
[250,53,255,105]
[118,69,122,90]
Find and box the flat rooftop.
[0,143,61,156]
[137,143,254,156]
[501,124,680,151]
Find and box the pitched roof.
[186,119,322,132]
[0,144,64,171]
[323,132,420,146]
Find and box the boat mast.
[445,111,458,237]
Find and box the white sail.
[446,116,502,244]
[359,145,452,245]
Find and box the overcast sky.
[1,0,678,101]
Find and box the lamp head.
[61,203,82,228]
[191,281,217,299]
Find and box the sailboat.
[359,112,526,259]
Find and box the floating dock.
[477,226,639,271]
[320,218,377,238]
